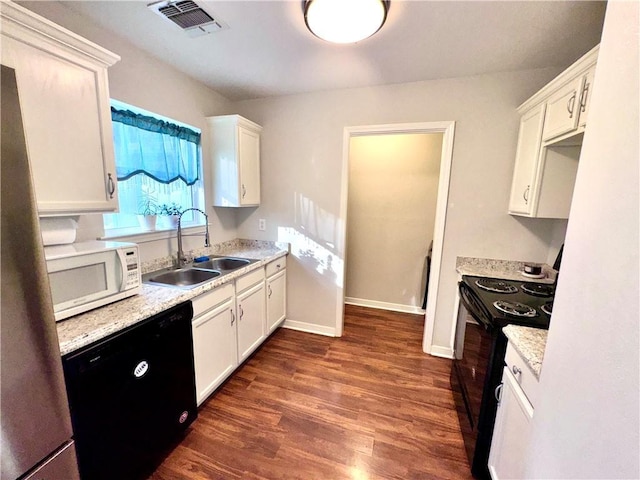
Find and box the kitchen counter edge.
[56,247,288,356]
[502,324,548,379]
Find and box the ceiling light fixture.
[303,0,390,44]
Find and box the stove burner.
[521,283,555,297]
[493,300,538,317]
[475,279,518,294]
[541,301,553,315]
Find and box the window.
[104,100,204,235]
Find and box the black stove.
[451,274,554,479]
[462,275,553,329]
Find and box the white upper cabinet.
[0,1,120,215]
[541,62,596,142]
[508,105,546,216]
[207,115,262,207]
[508,45,598,219]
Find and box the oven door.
[452,282,498,478]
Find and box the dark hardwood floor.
[150,305,472,480]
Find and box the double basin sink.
[143,255,259,289]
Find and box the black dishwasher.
[63,301,197,480]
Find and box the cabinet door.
[508,105,545,216]
[577,66,596,128]
[542,76,584,142]
[192,298,237,405]
[236,282,266,363]
[267,269,286,334]
[238,126,260,206]
[488,367,534,480]
[1,36,118,214]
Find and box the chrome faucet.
[176,208,210,267]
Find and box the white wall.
[19,1,237,263]
[233,68,569,347]
[346,133,442,311]
[526,2,639,477]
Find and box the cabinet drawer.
[236,268,265,293]
[266,257,286,277]
[505,343,539,408]
[192,283,234,318]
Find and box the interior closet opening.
[345,132,443,315]
[337,121,455,355]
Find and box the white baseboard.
[345,297,425,315]
[428,345,454,359]
[282,318,337,337]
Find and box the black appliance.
[63,301,197,480]
[451,275,553,479]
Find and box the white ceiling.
[57,0,606,101]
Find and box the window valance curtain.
[111,107,201,186]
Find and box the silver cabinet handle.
[523,185,530,203]
[107,173,115,199]
[580,82,590,113]
[230,309,235,326]
[512,365,522,375]
[268,285,272,299]
[239,305,244,320]
[567,92,577,118]
[495,383,503,402]
[241,184,246,198]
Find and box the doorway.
[345,132,443,314]
[337,122,455,355]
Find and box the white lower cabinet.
[236,269,266,363]
[191,258,286,406]
[488,368,533,480]
[488,343,539,480]
[192,284,237,406]
[266,259,287,334]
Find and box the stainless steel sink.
[192,256,254,272]
[145,268,221,288]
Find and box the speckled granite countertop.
[503,325,548,379]
[56,239,288,356]
[456,257,557,284]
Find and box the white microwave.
[44,240,141,321]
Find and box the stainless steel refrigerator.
[1,65,80,479]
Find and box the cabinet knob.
[107,173,116,199]
[512,365,522,376]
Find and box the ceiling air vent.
[147,0,228,37]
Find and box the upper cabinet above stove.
[0,1,120,216]
[508,46,598,219]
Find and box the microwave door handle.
[116,248,127,291]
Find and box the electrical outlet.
[258,219,266,231]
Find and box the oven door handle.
[459,282,493,332]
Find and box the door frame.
[337,121,456,354]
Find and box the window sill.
[101,223,207,244]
